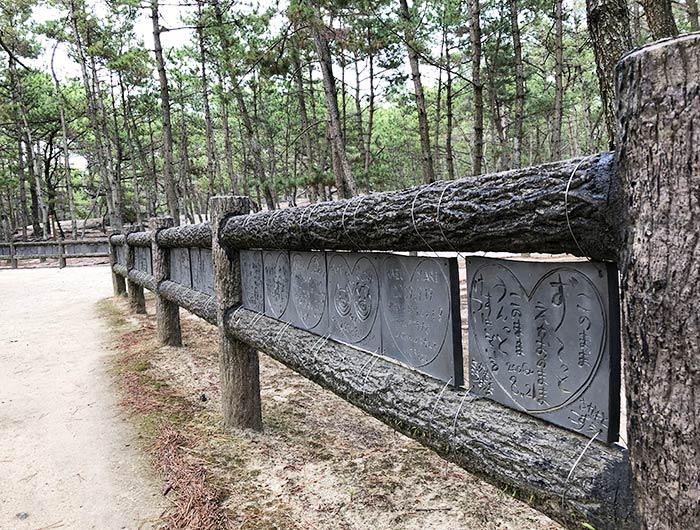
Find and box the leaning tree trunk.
[585,0,632,150]
[469,0,484,175]
[616,34,700,530]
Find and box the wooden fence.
[0,239,110,268]
[109,35,700,530]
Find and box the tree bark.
[197,0,218,199]
[470,0,484,175]
[585,0,632,150]
[616,33,700,530]
[151,0,180,225]
[220,153,618,261]
[399,0,436,184]
[687,0,700,31]
[552,0,564,161]
[509,0,525,168]
[307,2,356,198]
[210,196,262,431]
[640,0,679,40]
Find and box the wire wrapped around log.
[224,307,633,530]
[110,234,126,246]
[126,231,153,247]
[112,263,128,277]
[157,222,212,249]
[220,153,618,260]
[157,280,216,324]
[127,269,157,291]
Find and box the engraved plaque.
[380,255,463,385]
[263,251,292,320]
[241,250,264,313]
[467,257,621,443]
[134,247,152,275]
[289,251,328,335]
[327,252,381,354]
[169,247,192,287]
[191,248,214,296]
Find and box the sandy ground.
[0,266,164,529]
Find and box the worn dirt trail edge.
[0,266,164,529]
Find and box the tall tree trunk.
[151,0,180,224]
[352,54,368,180]
[509,0,525,169]
[9,59,29,239]
[307,2,356,198]
[640,0,679,39]
[68,0,122,230]
[470,0,484,175]
[365,48,375,177]
[687,0,700,31]
[217,68,239,194]
[51,44,78,239]
[585,0,632,149]
[552,0,564,161]
[399,0,436,184]
[197,0,218,199]
[292,50,316,197]
[445,41,455,180]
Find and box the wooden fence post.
[58,239,66,269]
[9,240,17,269]
[150,217,182,346]
[210,196,262,431]
[616,34,700,529]
[109,233,127,297]
[126,232,146,314]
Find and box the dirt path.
[0,266,164,530]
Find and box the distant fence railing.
[0,239,110,268]
[108,36,700,530]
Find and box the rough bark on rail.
[224,308,633,530]
[110,234,126,246]
[126,232,152,247]
[112,263,127,276]
[127,269,157,292]
[158,280,216,324]
[157,222,212,248]
[220,153,618,260]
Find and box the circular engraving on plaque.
[291,252,327,329]
[264,252,290,318]
[384,257,451,367]
[468,264,606,414]
[328,254,379,344]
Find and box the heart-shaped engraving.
[469,262,606,414]
[290,252,326,330]
[263,251,290,319]
[328,253,379,344]
[383,256,451,367]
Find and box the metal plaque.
[191,248,214,296]
[169,247,192,287]
[327,252,381,354]
[467,257,621,443]
[263,250,293,320]
[134,247,152,275]
[289,251,328,335]
[240,250,264,313]
[380,254,463,385]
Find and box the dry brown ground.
[102,294,563,530]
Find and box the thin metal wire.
[564,157,590,260]
[411,182,443,258]
[428,377,453,431]
[361,357,380,394]
[436,180,470,262]
[274,321,293,341]
[341,198,363,251]
[561,429,601,509]
[266,209,284,250]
